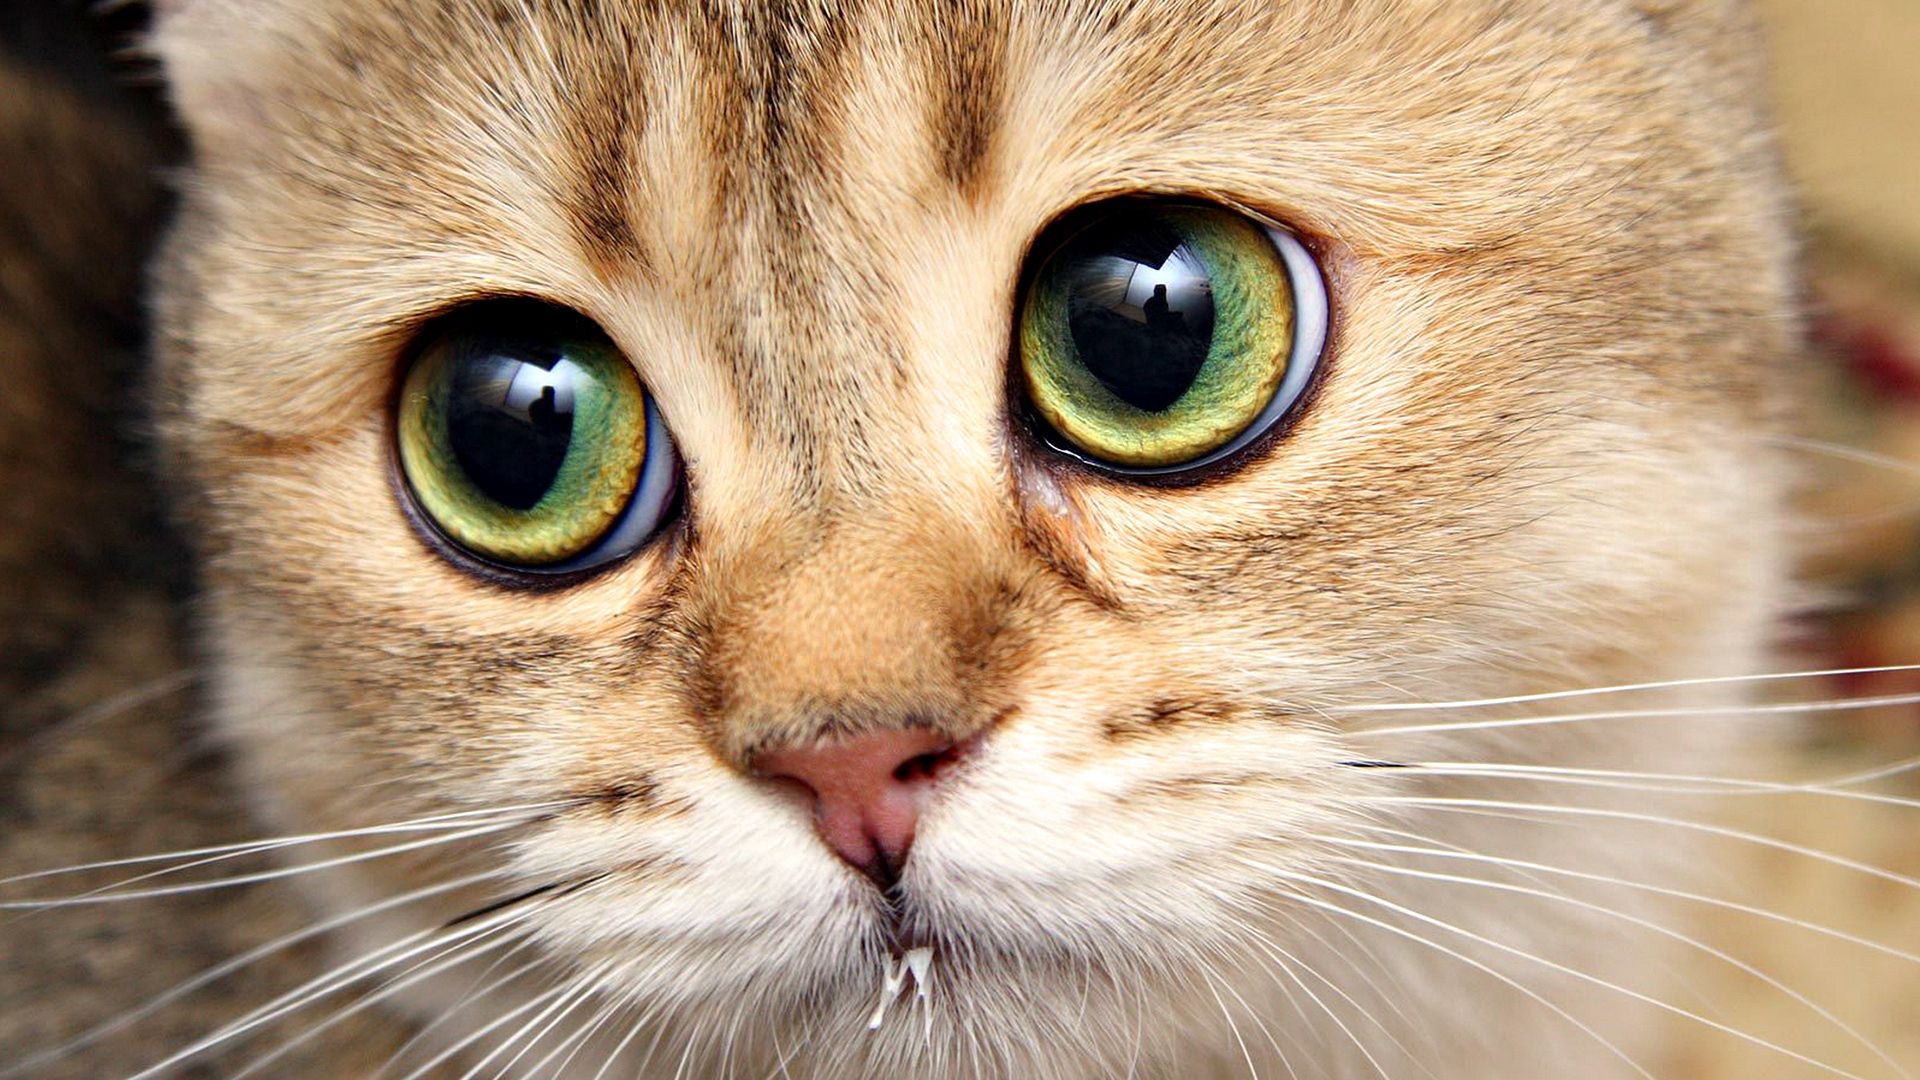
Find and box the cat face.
[151,0,1798,1072]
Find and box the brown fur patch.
[924,0,1005,195]
[1101,697,1243,741]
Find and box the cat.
[3,0,1915,1076]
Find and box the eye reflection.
[445,352,588,510]
[1062,227,1217,412]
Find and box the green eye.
[1018,201,1326,472]
[395,302,680,572]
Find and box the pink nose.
[755,728,957,886]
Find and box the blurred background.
[1765,0,1920,704]
[1680,2,1920,1074]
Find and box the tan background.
[1673,5,1920,1077]
[1763,0,1920,270]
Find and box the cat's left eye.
[394,302,679,576]
[1017,200,1328,474]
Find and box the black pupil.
[443,342,580,510]
[1058,216,1216,412]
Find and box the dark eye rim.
[386,297,685,589]
[1010,197,1334,484]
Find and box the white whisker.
[1287,910,1443,1078]
[1349,690,1920,739]
[1337,822,1920,965]
[1255,865,1866,1079]
[1255,879,1655,1078]
[0,670,195,769]
[1336,667,1920,713]
[373,951,547,1078]
[1323,849,1906,1077]
[589,1006,651,1080]
[128,894,548,1078]
[525,983,630,1080]
[1767,435,1920,527]
[1384,761,1920,809]
[397,980,576,1080]
[455,967,604,1080]
[1242,930,1390,1080]
[760,1008,821,1080]
[0,871,498,1078]
[2,821,524,909]
[1358,795,1920,893]
[0,800,573,887]
[229,926,539,1080]
[1253,913,1442,1080]
[1195,961,1264,1079]
[1194,927,1301,1077]
[1189,881,1361,1073]
[1233,927,1320,1075]
[1821,755,1920,791]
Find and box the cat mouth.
[879,894,937,953]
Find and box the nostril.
[891,747,956,783]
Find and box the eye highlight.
[395,302,679,574]
[1018,201,1327,473]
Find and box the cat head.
[149,0,1798,1070]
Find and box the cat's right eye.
[394,302,680,576]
